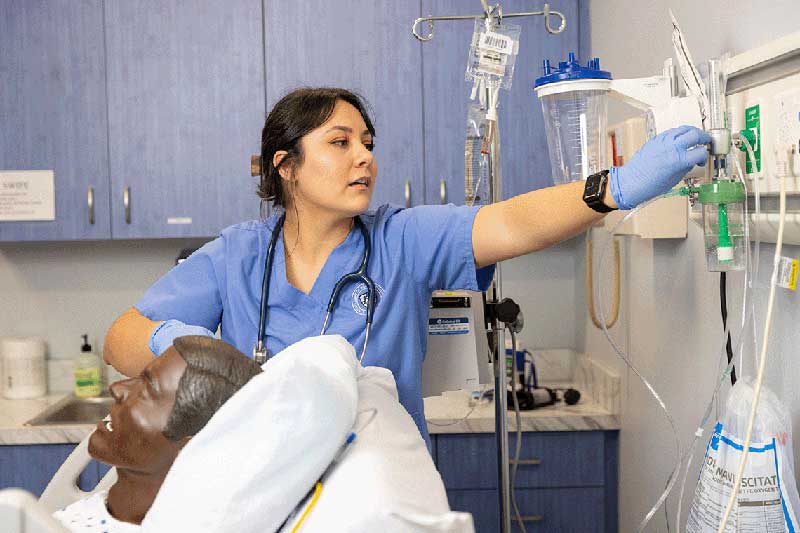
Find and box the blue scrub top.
[135,203,495,446]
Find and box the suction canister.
[534,52,612,185]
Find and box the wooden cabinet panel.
[448,487,606,532]
[264,1,424,209]
[104,0,265,238]
[437,431,606,490]
[0,0,110,241]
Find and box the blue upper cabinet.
[104,0,265,239]
[421,0,587,203]
[0,0,110,241]
[264,1,425,209]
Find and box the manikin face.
[88,347,187,473]
[280,100,377,217]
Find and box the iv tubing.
[716,151,788,533]
[508,328,527,533]
[597,197,683,532]
[597,193,750,532]
[734,132,762,370]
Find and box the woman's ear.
[272,151,291,181]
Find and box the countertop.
[0,395,95,445]
[424,389,620,434]
[1,387,620,445]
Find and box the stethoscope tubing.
[254,213,375,364]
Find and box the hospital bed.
[0,342,475,533]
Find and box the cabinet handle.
[404,180,411,208]
[514,515,544,523]
[123,187,131,224]
[87,186,95,225]
[509,458,542,466]
[440,178,447,204]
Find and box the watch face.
[584,175,602,200]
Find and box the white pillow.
[281,366,475,533]
[142,335,359,533]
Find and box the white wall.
[0,239,207,361]
[588,1,800,530]
[0,235,581,363]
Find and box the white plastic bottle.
[74,335,102,398]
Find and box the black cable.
[720,272,737,386]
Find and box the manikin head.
[88,336,263,474]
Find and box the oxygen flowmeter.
[676,180,747,271]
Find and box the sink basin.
[25,394,114,426]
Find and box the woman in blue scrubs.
[104,87,710,446]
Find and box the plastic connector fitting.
[737,129,757,152]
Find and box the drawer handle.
[514,515,544,523]
[509,458,542,466]
[404,180,411,208]
[123,186,131,224]
[87,186,94,225]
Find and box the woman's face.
[284,100,377,217]
[88,347,187,474]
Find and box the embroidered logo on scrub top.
[351,282,385,316]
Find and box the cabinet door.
[0,0,110,241]
[421,0,586,205]
[0,444,75,497]
[104,0,265,239]
[264,1,424,209]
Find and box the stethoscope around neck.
[253,213,376,365]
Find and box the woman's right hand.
[103,308,163,377]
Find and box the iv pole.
[412,4,566,532]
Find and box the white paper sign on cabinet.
[0,170,55,221]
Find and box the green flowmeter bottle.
[698,180,746,272]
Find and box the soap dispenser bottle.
[74,334,102,398]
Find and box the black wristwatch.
[582,169,617,213]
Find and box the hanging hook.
[412,16,436,41]
[543,4,566,34]
[411,3,566,42]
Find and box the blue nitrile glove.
[149,319,215,356]
[609,125,712,210]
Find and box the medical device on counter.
[422,291,491,397]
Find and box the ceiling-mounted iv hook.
[543,4,566,34]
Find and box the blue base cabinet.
[0,444,111,498]
[433,430,619,532]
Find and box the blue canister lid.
[534,52,612,88]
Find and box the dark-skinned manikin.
[53,336,262,530]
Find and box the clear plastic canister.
[537,83,609,185]
[702,201,746,272]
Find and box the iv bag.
[465,19,521,90]
[686,378,800,532]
